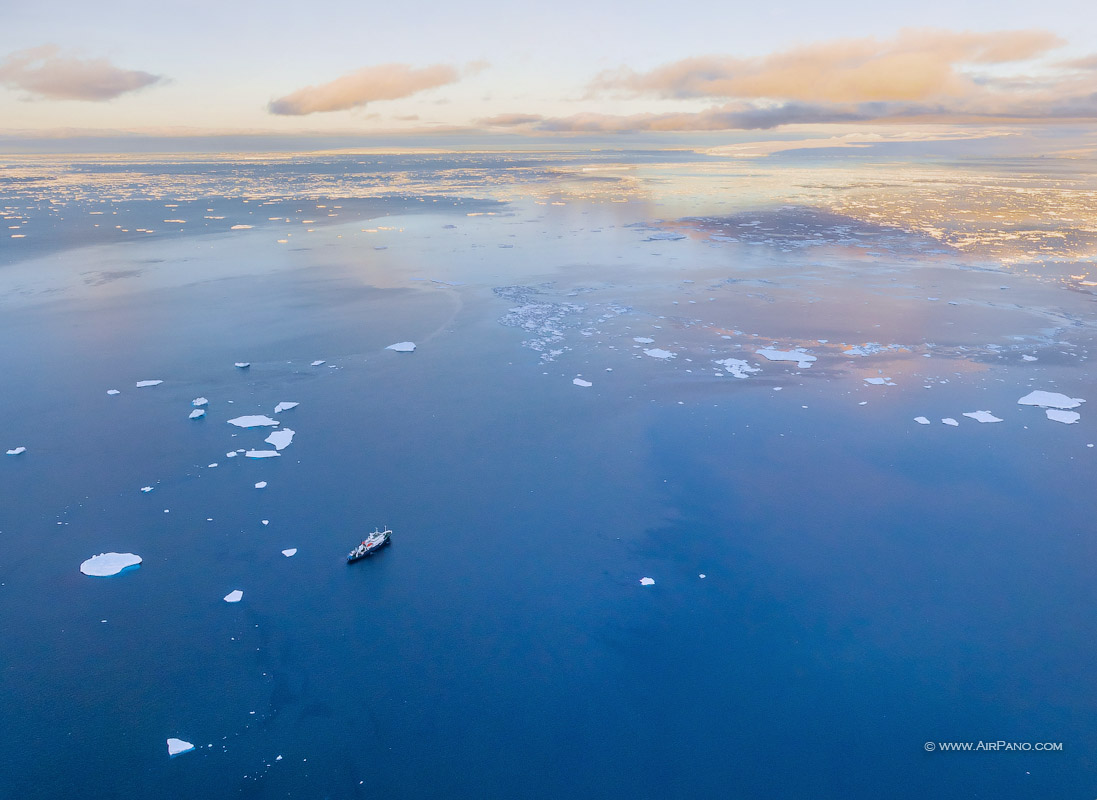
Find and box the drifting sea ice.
[386,342,416,352]
[273,402,298,413]
[962,411,1003,423]
[755,348,816,368]
[245,450,280,458]
[223,590,243,603]
[1017,390,1085,410]
[192,397,208,407]
[167,739,195,757]
[135,380,163,387]
[107,389,120,395]
[6,446,26,455]
[864,377,896,386]
[640,577,655,586]
[227,415,279,428]
[643,348,676,360]
[942,418,959,426]
[282,549,297,557]
[264,429,295,450]
[140,486,154,492]
[633,337,655,344]
[235,362,250,369]
[713,358,761,379]
[189,409,205,419]
[1047,409,1081,424]
[80,552,142,576]
[914,417,931,425]
[573,378,592,387]
[254,481,267,489]
[310,360,325,366]
[644,231,685,241]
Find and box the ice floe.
[223,590,243,603]
[755,348,816,368]
[1017,390,1085,410]
[914,417,931,425]
[633,337,655,344]
[246,450,280,459]
[80,552,142,577]
[227,415,279,428]
[962,411,1003,423]
[643,348,676,360]
[310,360,325,366]
[1022,355,1038,362]
[189,409,205,419]
[864,377,896,386]
[386,342,416,352]
[282,549,297,557]
[264,429,295,450]
[254,481,267,489]
[1047,409,1081,424]
[107,389,120,395]
[942,418,959,426]
[192,397,208,407]
[273,402,298,413]
[713,358,761,379]
[140,486,154,492]
[167,738,195,757]
[6,446,26,455]
[640,577,655,586]
[234,362,250,369]
[573,378,592,387]
[644,231,685,241]
[135,380,163,387]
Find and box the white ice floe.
[107,389,120,395]
[573,378,592,387]
[246,450,280,459]
[230,224,253,230]
[189,409,205,419]
[1047,409,1080,424]
[962,411,1003,423]
[1017,390,1085,410]
[1022,355,1038,362]
[192,397,208,407]
[140,486,154,492]
[645,231,685,241]
[135,380,163,387]
[713,358,760,379]
[282,549,297,557]
[234,362,250,369]
[223,590,243,603]
[80,552,142,577]
[643,348,676,360]
[227,415,279,428]
[755,348,816,368]
[310,360,325,366]
[386,342,416,352]
[633,337,655,344]
[167,738,195,757]
[640,577,655,586]
[914,417,931,425]
[226,451,237,458]
[942,418,959,426]
[699,574,706,579]
[863,377,896,386]
[254,481,267,489]
[264,429,295,450]
[273,402,298,413]
[6,446,26,455]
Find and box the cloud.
[0,45,163,101]
[269,63,459,115]
[591,29,1065,104]
[479,113,546,127]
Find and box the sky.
[1,0,1096,151]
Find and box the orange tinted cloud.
[269,63,459,115]
[0,45,163,102]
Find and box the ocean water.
[1,151,1096,799]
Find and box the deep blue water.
[1,153,1096,799]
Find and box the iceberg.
[573,378,592,387]
[864,377,896,386]
[645,231,685,241]
[223,590,243,603]
[227,415,279,428]
[1017,390,1084,410]
[633,337,655,344]
[942,418,959,426]
[713,358,761,379]
[643,348,676,360]
[962,411,1003,423]
[80,552,142,577]
[640,577,655,586]
[245,450,280,458]
[310,360,325,366]
[167,738,195,757]
[135,380,163,387]
[386,342,416,352]
[755,348,816,368]
[192,397,208,407]
[254,481,267,489]
[6,446,26,455]
[1047,409,1080,424]
[264,429,295,450]
[140,486,154,492]
[234,362,250,369]
[914,417,931,425]
[273,402,298,413]
[282,548,297,557]
[189,409,205,419]
[107,389,120,395]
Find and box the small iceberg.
[167,738,195,757]
[107,389,120,395]
[192,397,208,407]
[245,450,280,458]
[1047,409,1080,424]
[282,548,297,557]
[227,415,279,428]
[135,380,163,388]
[573,378,592,387]
[254,481,267,489]
[713,358,760,379]
[864,377,896,386]
[643,348,676,360]
[264,429,295,450]
[273,402,298,413]
[189,409,205,419]
[223,590,243,603]
[942,418,959,426]
[386,342,416,352]
[644,231,685,241]
[6,446,26,455]
[914,417,931,425]
[962,411,1003,423]
[633,337,655,344]
[1017,390,1084,410]
[755,348,816,368]
[310,360,325,366]
[640,577,655,586]
[80,552,142,577]
[140,486,154,492]
[234,362,250,369]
